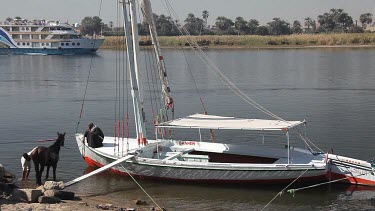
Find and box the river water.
[1,48,375,210]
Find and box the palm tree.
[304,17,313,29]
[202,10,209,28]
[109,21,114,30]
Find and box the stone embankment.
[0,164,166,210]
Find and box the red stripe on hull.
[82,156,326,184]
[328,172,375,186]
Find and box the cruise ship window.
[27,43,30,46]
[17,43,20,46]
[22,43,25,46]
[77,43,80,46]
[66,43,69,46]
[46,43,50,46]
[61,43,65,46]
[72,43,76,46]
[42,43,45,46]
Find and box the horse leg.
[52,164,57,181]
[34,161,41,185]
[46,166,50,180]
[39,165,45,184]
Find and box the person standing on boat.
[84,123,104,148]
[21,147,37,181]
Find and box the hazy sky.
[2,0,375,25]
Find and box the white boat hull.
[75,134,327,184]
[327,154,375,186]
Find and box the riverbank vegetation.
[95,8,373,37]
[101,33,375,49]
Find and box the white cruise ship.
[0,19,104,55]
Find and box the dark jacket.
[84,126,104,148]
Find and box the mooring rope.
[261,169,309,211]
[287,172,369,195]
[120,164,163,210]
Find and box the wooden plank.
[65,154,135,187]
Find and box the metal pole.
[199,128,202,142]
[287,131,290,165]
[156,129,159,159]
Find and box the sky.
[1,0,375,26]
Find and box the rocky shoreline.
[0,164,164,211]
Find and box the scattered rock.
[135,199,147,205]
[106,203,114,209]
[4,170,15,178]
[79,201,88,206]
[14,189,43,203]
[95,203,115,210]
[44,181,65,190]
[38,196,61,204]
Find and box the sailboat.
[73,0,375,186]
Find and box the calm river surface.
[1,48,375,210]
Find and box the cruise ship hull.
[0,47,101,55]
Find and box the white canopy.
[156,114,304,131]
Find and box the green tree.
[6,17,13,22]
[183,13,204,35]
[292,20,303,34]
[234,17,248,35]
[155,14,179,36]
[267,18,291,35]
[215,16,234,33]
[255,26,269,35]
[317,9,353,33]
[80,16,103,36]
[247,19,259,34]
[359,13,373,28]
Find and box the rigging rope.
[75,0,103,133]
[161,0,286,122]
[181,46,215,141]
[287,171,369,195]
[261,169,309,211]
[120,164,163,210]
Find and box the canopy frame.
[156,114,305,132]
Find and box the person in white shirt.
[21,147,37,181]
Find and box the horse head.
[57,132,66,147]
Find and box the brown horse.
[30,132,65,185]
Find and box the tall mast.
[140,0,174,111]
[121,1,147,144]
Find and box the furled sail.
[140,0,174,111]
